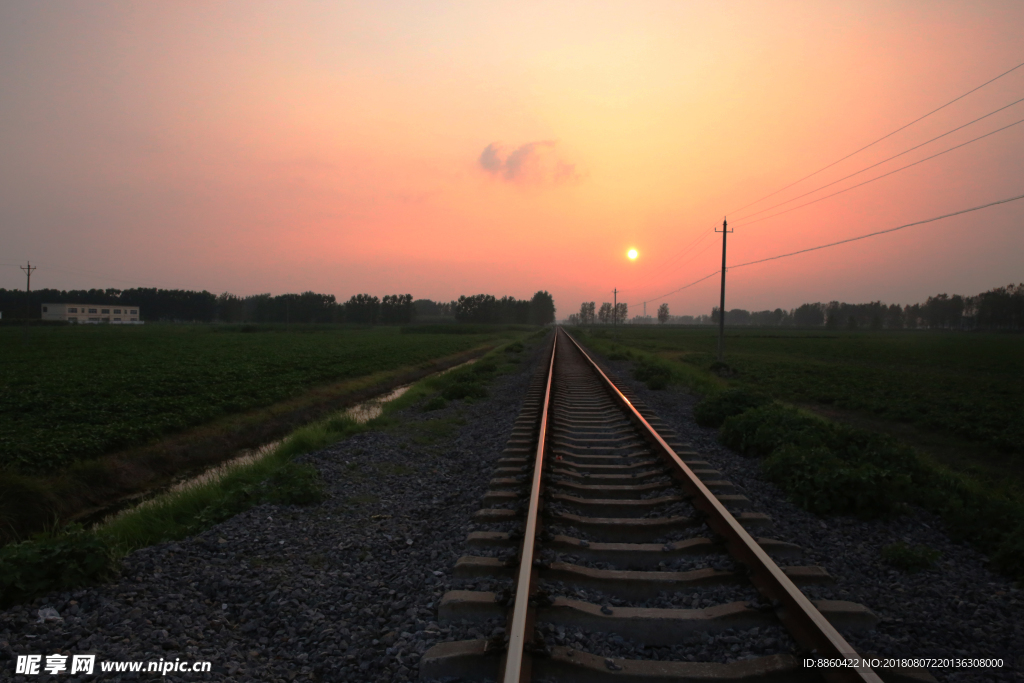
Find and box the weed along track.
[421,329,934,683]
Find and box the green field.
[580,326,1024,458]
[0,324,527,474]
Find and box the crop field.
[0,324,525,474]
[580,326,1024,459]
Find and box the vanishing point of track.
[420,329,931,683]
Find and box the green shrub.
[505,341,524,353]
[606,348,631,361]
[0,525,117,608]
[693,389,772,428]
[762,445,909,517]
[422,396,446,411]
[716,399,1024,576]
[471,360,499,377]
[633,357,673,390]
[720,404,828,457]
[881,542,940,572]
[185,463,324,533]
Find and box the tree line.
[566,283,1024,331]
[0,287,557,325]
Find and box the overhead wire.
[731,191,1024,270]
[728,58,1024,216]
[643,191,1024,304]
[638,237,720,303]
[731,114,1024,228]
[733,94,1024,223]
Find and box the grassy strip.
[568,328,725,395]
[0,333,540,607]
[702,391,1024,581]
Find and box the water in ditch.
[92,359,476,526]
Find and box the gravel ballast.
[0,339,549,683]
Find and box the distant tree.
[566,313,581,325]
[216,293,245,323]
[529,291,556,325]
[614,302,627,324]
[825,301,841,329]
[793,303,825,327]
[885,303,904,329]
[968,283,1023,330]
[380,294,414,324]
[455,294,494,323]
[924,293,965,329]
[579,302,596,325]
[727,309,751,325]
[903,303,922,329]
[657,303,669,324]
[345,294,380,324]
[749,308,789,326]
[598,302,613,324]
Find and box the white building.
[41,303,142,324]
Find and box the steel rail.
[501,330,558,683]
[562,329,883,683]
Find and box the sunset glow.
[2,2,1022,316]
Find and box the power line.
[729,57,1024,215]
[644,191,1024,304]
[638,237,720,302]
[643,269,721,304]
[732,114,1024,228]
[732,191,1024,270]
[734,94,1024,223]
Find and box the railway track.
[420,329,934,683]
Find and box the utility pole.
[613,288,618,334]
[20,261,36,320]
[643,301,646,318]
[716,218,732,363]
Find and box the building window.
[130,309,138,314]
[130,317,138,321]
[101,309,110,314]
[68,307,78,313]
[113,317,122,321]
[113,309,122,314]
[42,306,48,312]
[88,308,97,314]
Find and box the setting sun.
[628,249,638,260]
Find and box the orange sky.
[2,1,1023,317]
